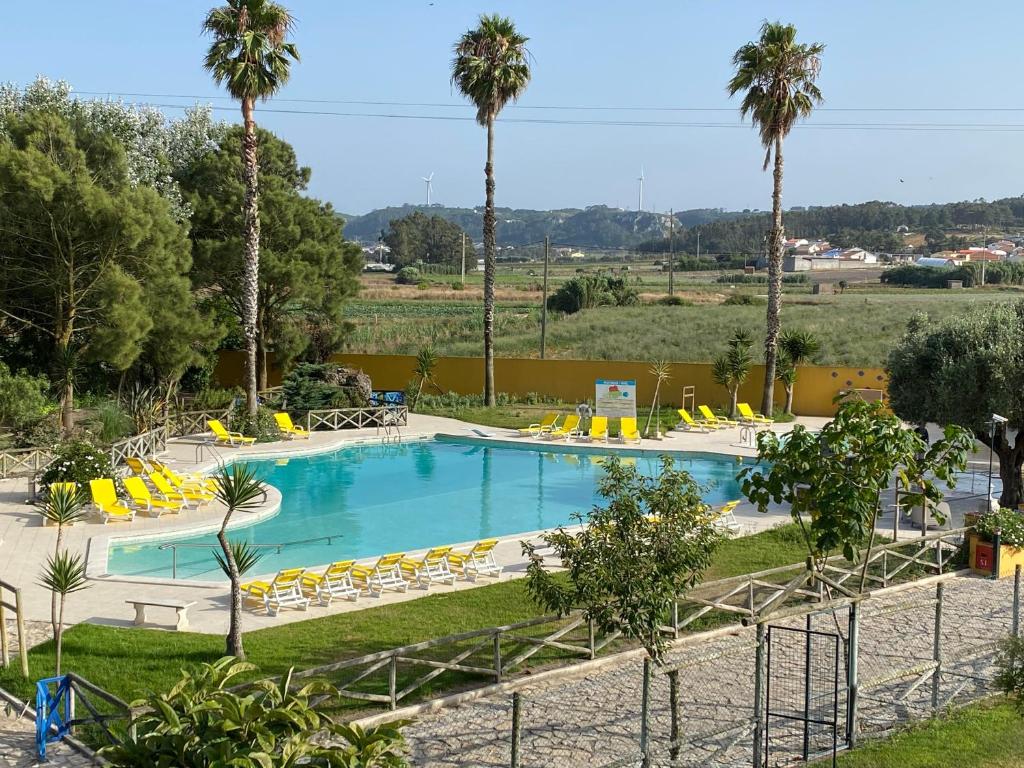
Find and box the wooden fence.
[166,407,233,438]
[0,578,29,677]
[306,406,408,432]
[109,426,168,466]
[0,448,54,480]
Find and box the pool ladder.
[378,408,403,444]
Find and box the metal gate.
[765,621,842,766]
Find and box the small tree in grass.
[214,463,268,660]
[524,456,722,662]
[712,329,753,418]
[39,551,89,676]
[777,329,820,415]
[740,399,973,590]
[996,636,1024,713]
[101,657,410,767]
[643,360,671,438]
[410,347,441,410]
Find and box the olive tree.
[524,457,722,662]
[887,302,1024,507]
[741,399,973,590]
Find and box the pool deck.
[0,413,990,637]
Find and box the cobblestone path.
[403,575,1013,767]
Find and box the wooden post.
[932,582,944,711]
[493,631,503,683]
[510,692,522,768]
[846,604,859,748]
[640,657,652,768]
[753,623,766,767]
[588,618,596,659]
[388,654,398,710]
[15,588,27,678]
[669,669,681,762]
[0,594,8,669]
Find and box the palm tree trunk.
[241,97,261,419]
[217,526,245,660]
[761,135,785,417]
[784,383,795,415]
[55,596,65,676]
[482,119,497,407]
[729,387,739,418]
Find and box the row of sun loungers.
[206,413,310,447]
[239,539,504,616]
[676,404,774,432]
[518,414,642,443]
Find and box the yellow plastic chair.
[274,412,311,440]
[737,403,774,426]
[152,462,218,494]
[677,409,711,433]
[447,539,503,581]
[585,416,609,442]
[122,476,183,517]
[125,457,151,476]
[619,417,641,444]
[351,554,409,595]
[517,412,560,437]
[713,500,742,533]
[88,479,137,524]
[207,419,257,447]
[148,472,214,509]
[301,560,361,605]
[698,405,738,428]
[400,546,456,587]
[240,568,310,615]
[546,414,581,441]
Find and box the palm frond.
[40,551,89,595]
[213,462,267,512]
[451,14,532,127]
[36,484,89,527]
[214,539,265,578]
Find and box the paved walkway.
[399,573,1012,767]
[0,705,95,767]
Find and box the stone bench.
[126,599,197,631]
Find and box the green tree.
[101,657,410,767]
[383,211,468,269]
[410,347,440,410]
[887,302,1024,507]
[203,0,299,417]
[728,21,825,417]
[451,14,531,406]
[213,463,268,660]
[712,329,754,417]
[0,112,207,431]
[35,483,89,659]
[741,399,972,589]
[39,550,89,676]
[182,126,361,388]
[524,457,721,662]
[777,329,821,415]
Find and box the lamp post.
[988,414,1008,512]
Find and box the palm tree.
[213,463,267,659]
[203,0,299,418]
[778,329,821,414]
[727,21,824,418]
[643,360,672,438]
[411,346,440,410]
[712,329,754,418]
[35,484,89,644]
[451,14,531,407]
[39,551,89,676]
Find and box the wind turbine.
[637,167,645,213]
[422,172,434,206]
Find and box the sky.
[3,1,1022,216]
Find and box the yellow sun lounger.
[274,412,311,440]
[584,415,609,442]
[301,560,361,605]
[240,568,310,616]
[207,419,257,447]
[546,414,582,441]
[148,472,214,509]
[713,500,742,533]
[518,412,560,437]
[352,553,409,595]
[122,476,183,517]
[698,405,737,428]
[400,546,456,587]
[737,403,774,426]
[447,539,503,581]
[618,417,641,444]
[125,457,152,476]
[676,409,711,433]
[152,462,218,494]
[88,479,137,524]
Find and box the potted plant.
[970,508,1024,578]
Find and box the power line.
[73,90,1024,114]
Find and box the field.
[345,284,1019,366]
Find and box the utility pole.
[461,233,466,285]
[668,210,675,296]
[540,236,550,359]
[696,229,701,261]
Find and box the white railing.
[110,426,168,466]
[0,448,55,479]
[306,406,408,432]
[167,407,234,437]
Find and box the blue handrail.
[35,675,72,760]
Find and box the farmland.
[345,274,1021,366]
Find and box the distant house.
[784,237,809,250]
[989,240,1016,253]
[916,256,956,268]
[956,248,1002,262]
[838,248,877,264]
[793,240,831,256]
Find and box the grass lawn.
[0,525,807,708]
[838,699,1024,768]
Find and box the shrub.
[975,508,1024,548]
[0,362,52,431]
[417,281,430,290]
[228,406,280,443]
[658,295,693,307]
[723,294,764,306]
[547,275,639,314]
[715,273,808,285]
[41,441,113,486]
[281,363,372,412]
[996,635,1024,713]
[88,400,136,444]
[190,387,242,411]
[395,266,421,285]
[450,281,465,290]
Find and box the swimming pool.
[107,437,752,581]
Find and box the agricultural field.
[345,278,1021,366]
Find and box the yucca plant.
[643,360,672,438]
[214,463,268,660]
[39,550,89,676]
[410,347,441,410]
[712,329,754,418]
[214,539,265,579]
[778,329,821,415]
[35,482,89,644]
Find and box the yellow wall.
[215,351,887,417]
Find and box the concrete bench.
[126,599,197,631]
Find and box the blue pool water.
[107,437,752,580]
